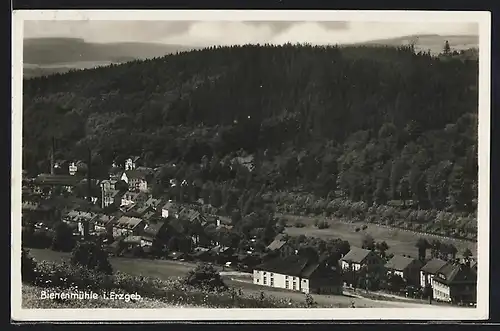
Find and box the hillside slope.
[22,44,479,238]
[23,38,201,78]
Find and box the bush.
[23,229,52,249]
[131,246,145,258]
[22,248,37,283]
[51,222,76,252]
[362,225,368,230]
[317,221,330,229]
[294,222,305,228]
[183,263,227,291]
[355,227,361,232]
[71,241,113,275]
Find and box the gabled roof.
[93,214,116,227]
[421,258,448,274]
[123,170,148,180]
[385,255,420,271]
[123,235,143,244]
[267,238,287,251]
[115,216,143,229]
[255,255,315,278]
[340,247,373,264]
[433,262,477,285]
[143,221,166,238]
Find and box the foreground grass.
[22,284,186,309]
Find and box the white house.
[430,262,477,304]
[384,255,423,286]
[112,216,145,237]
[419,258,448,288]
[68,162,78,176]
[121,170,149,192]
[340,247,383,271]
[253,255,342,295]
[125,156,140,171]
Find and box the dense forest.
[22,43,479,240]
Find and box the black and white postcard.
[11,10,491,321]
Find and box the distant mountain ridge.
[23,34,479,78]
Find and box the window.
[293,282,297,290]
[263,277,267,285]
[285,276,288,279]
[270,273,274,276]
[270,278,274,286]
[285,280,289,288]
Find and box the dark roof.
[255,255,318,278]
[124,170,149,180]
[434,263,477,285]
[385,255,420,271]
[34,174,82,186]
[115,216,143,229]
[143,221,166,238]
[341,247,372,263]
[178,208,202,222]
[421,258,448,274]
[93,214,116,227]
[267,239,287,251]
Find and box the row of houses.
[254,242,477,304]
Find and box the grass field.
[26,248,439,308]
[281,214,477,259]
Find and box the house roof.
[255,255,317,278]
[178,208,201,222]
[124,235,143,244]
[210,245,232,254]
[144,197,162,209]
[124,170,148,180]
[385,255,419,271]
[64,209,97,222]
[93,214,116,227]
[115,216,143,229]
[421,258,448,274]
[143,221,166,238]
[434,262,477,285]
[34,174,82,186]
[340,247,373,264]
[267,239,287,251]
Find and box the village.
[21,146,478,308]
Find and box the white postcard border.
[11,9,491,321]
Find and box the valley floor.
[26,248,443,309]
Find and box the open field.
[26,249,440,308]
[281,214,477,259]
[22,284,185,309]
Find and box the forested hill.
[23,44,478,217]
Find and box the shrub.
[305,293,316,307]
[294,222,306,228]
[183,263,227,291]
[317,221,330,229]
[362,225,368,230]
[51,221,76,252]
[355,227,361,232]
[71,241,113,275]
[21,248,37,283]
[23,229,52,249]
[131,246,145,258]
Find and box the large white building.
[253,255,342,295]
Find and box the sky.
[23,20,479,46]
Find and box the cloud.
[24,20,478,45]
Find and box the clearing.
[280,213,477,259]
